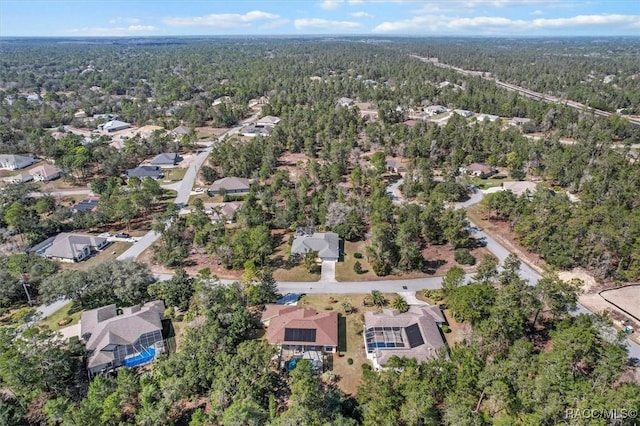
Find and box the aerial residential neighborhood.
[1,1,640,424]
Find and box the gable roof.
[0,154,35,165]
[172,125,190,135]
[80,300,165,369]
[42,233,107,260]
[127,165,164,179]
[291,232,340,259]
[149,152,178,165]
[210,177,250,192]
[256,115,280,126]
[466,162,492,173]
[364,305,446,366]
[264,307,338,347]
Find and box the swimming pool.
[123,347,156,367]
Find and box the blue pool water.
[285,359,299,371]
[123,348,156,367]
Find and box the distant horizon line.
[2,34,640,39]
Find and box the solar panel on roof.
[405,324,424,348]
[284,328,316,342]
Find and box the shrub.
[324,306,334,311]
[372,260,391,276]
[57,317,72,327]
[347,358,354,365]
[442,325,451,333]
[353,252,363,259]
[454,248,476,265]
[353,261,363,274]
[361,363,372,371]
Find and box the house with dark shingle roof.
[364,305,447,370]
[149,152,180,166]
[81,300,166,376]
[126,165,164,180]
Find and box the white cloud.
[348,0,365,4]
[374,13,640,33]
[319,0,344,10]
[108,17,141,25]
[294,18,362,30]
[531,14,640,28]
[351,11,373,18]
[163,10,285,29]
[531,9,544,16]
[68,25,157,37]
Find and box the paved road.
[36,298,69,318]
[117,121,249,261]
[30,189,92,198]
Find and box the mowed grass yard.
[297,292,398,395]
[271,231,320,282]
[161,167,187,182]
[336,240,437,282]
[39,301,82,331]
[61,241,131,271]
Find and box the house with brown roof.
[203,201,243,223]
[262,306,339,354]
[463,162,496,179]
[81,300,166,377]
[364,305,447,370]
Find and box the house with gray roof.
[364,305,447,370]
[126,165,164,180]
[0,154,36,170]
[149,152,180,166]
[80,300,166,376]
[171,125,190,136]
[31,232,109,263]
[99,120,131,133]
[256,115,280,128]
[291,232,340,262]
[209,177,251,196]
[5,164,61,184]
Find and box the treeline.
[406,37,640,113]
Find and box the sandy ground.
[561,268,640,344]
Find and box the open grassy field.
[39,301,82,331]
[61,241,131,271]
[297,292,397,395]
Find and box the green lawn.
[39,301,82,331]
[162,168,187,182]
[297,293,398,395]
[61,241,131,271]
[469,175,507,189]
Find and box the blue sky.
[1,1,639,37]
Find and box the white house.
[0,154,36,170]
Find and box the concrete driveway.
[58,322,81,340]
[321,260,337,282]
[399,291,427,306]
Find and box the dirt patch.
[276,152,310,183]
[195,126,229,139]
[600,285,640,322]
[558,268,598,293]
